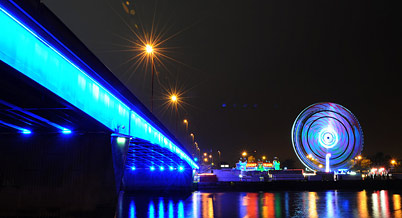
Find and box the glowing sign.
[246,163,257,168]
[263,163,273,168]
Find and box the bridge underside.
[0,45,191,217]
[0,61,193,216]
[124,139,193,191]
[0,1,197,216]
[0,61,117,216]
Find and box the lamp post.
[144,44,155,112]
[391,159,397,172]
[183,119,188,132]
[190,133,195,156]
[242,151,247,161]
[218,150,221,164]
[195,142,200,161]
[170,94,178,132]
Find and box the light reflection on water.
[118,190,402,218]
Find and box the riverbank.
[196,180,402,192]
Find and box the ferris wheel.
[291,102,363,172]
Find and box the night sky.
[43,0,401,166]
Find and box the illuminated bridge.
[0,1,197,215]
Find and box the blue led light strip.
[0,120,31,134]
[0,5,198,169]
[0,99,70,133]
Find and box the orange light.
[204,158,208,162]
[246,163,257,168]
[170,95,177,102]
[263,163,273,167]
[242,151,247,157]
[391,159,396,165]
[203,153,207,157]
[145,44,153,54]
[198,173,214,176]
[183,119,188,124]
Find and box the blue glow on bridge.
[0,120,31,134]
[0,5,198,169]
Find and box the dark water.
[117,190,402,218]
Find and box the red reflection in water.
[372,190,391,218]
[239,192,276,217]
[244,193,258,217]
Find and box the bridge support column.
[110,135,130,193]
[0,132,118,216]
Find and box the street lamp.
[144,44,155,112]
[262,156,266,161]
[242,151,247,161]
[195,142,200,160]
[170,94,178,103]
[183,119,188,131]
[391,159,396,165]
[170,94,179,131]
[145,44,153,54]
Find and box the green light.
[117,137,126,144]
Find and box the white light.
[319,127,338,149]
[117,137,126,144]
[62,129,72,134]
[325,153,331,172]
[22,129,32,134]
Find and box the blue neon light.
[169,166,174,171]
[0,120,31,134]
[159,166,164,171]
[0,100,71,133]
[22,129,32,134]
[62,128,72,134]
[150,166,155,171]
[0,5,198,169]
[131,166,136,171]
[178,166,184,172]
